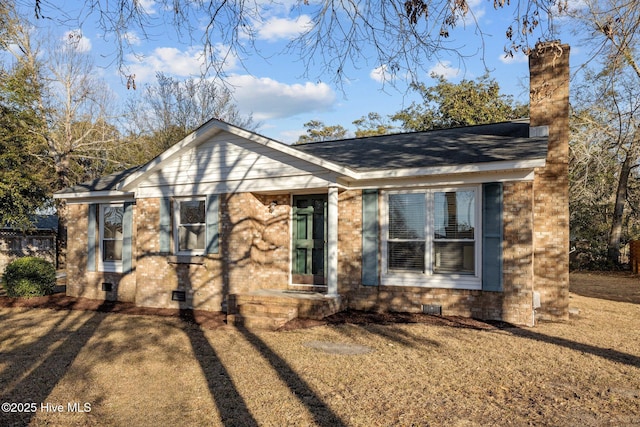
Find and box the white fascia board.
[53,191,135,204]
[217,121,360,180]
[119,120,225,192]
[352,158,546,181]
[119,119,358,192]
[343,169,537,190]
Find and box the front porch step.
[227,290,343,331]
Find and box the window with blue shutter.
[165,195,219,255]
[159,197,171,254]
[87,204,97,272]
[482,183,503,291]
[206,195,219,254]
[122,202,134,273]
[362,190,379,286]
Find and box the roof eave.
[53,191,135,202]
[119,119,360,192]
[349,158,547,181]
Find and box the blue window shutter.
[362,190,379,286]
[482,183,503,291]
[159,197,171,254]
[87,204,97,272]
[122,202,134,273]
[206,195,219,254]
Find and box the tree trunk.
[608,152,634,264]
[56,200,67,270]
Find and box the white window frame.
[381,186,482,290]
[173,197,207,255]
[99,203,124,273]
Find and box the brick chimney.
[529,41,570,321]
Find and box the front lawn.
[0,272,638,426]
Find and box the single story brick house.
[55,42,570,328]
[0,215,58,275]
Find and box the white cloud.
[125,43,239,84]
[63,30,92,52]
[125,46,209,83]
[278,128,307,144]
[227,75,336,121]
[254,15,313,41]
[370,65,392,83]
[428,61,461,79]
[138,0,157,14]
[465,0,486,22]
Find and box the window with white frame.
[100,204,124,271]
[174,198,206,254]
[383,187,480,288]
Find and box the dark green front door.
[292,195,327,285]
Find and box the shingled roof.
[56,119,546,195]
[292,120,547,171]
[58,166,142,194]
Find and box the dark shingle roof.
[1,214,58,233]
[57,120,546,196]
[293,120,547,171]
[57,166,142,194]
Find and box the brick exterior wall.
[337,190,363,293]
[65,193,290,311]
[530,42,571,321]
[344,182,537,326]
[66,204,137,303]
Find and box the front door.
[292,195,327,285]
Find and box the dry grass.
[0,272,639,426]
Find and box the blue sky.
[23,0,584,144]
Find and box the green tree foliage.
[2,256,56,297]
[392,74,528,131]
[353,113,395,137]
[296,120,348,144]
[0,46,51,228]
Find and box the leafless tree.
[21,0,563,87]
[3,5,122,266]
[567,0,640,264]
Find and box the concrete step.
[227,313,292,331]
[236,302,298,318]
[227,290,344,330]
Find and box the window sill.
[381,272,482,290]
[99,262,123,274]
[167,255,206,265]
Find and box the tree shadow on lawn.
[0,306,107,426]
[236,325,347,427]
[177,310,259,427]
[570,271,640,305]
[499,324,640,368]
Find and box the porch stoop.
[227,290,343,330]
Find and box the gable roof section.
[119,119,359,192]
[55,118,547,199]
